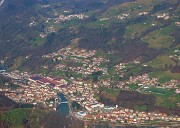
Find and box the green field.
[99,87,121,97]
[1,108,48,128]
[145,87,174,96]
[102,0,161,18]
[147,55,177,68]
[128,84,139,90]
[10,57,27,70]
[149,70,180,81]
[144,87,179,108]
[125,22,151,40]
[29,37,45,47]
[144,24,177,49]
[134,105,147,112]
[1,109,31,128]
[158,76,173,84]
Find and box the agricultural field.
[149,71,180,81]
[128,84,139,91]
[144,27,174,49]
[1,108,48,128]
[1,109,31,128]
[133,105,148,112]
[147,55,177,68]
[102,0,162,18]
[125,22,151,40]
[143,87,179,108]
[99,87,121,98]
[29,37,46,47]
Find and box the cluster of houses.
[45,25,56,33]
[154,13,170,20]
[99,3,178,23]
[124,73,180,92]
[43,47,109,76]
[29,75,68,89]
[1,66,180,125]
[29,21,37,27]
[1,71,66,110]
[100,11,150,21]
[117,13,130,20]
[175,22,180,26]
[39,33,47,38]
[39,25,56,38]
[100,18,109,21]
[38,12,89,38]
[138,11,149,16]
[2,68,180,125]
[114,63,127,77]
[128,74,158,86]
[169,49,180,61]
[58,80,104,113]
[1,46,180,125]
[98,73,159,90]
[43,48,96,60]
[161,80,180,89]
[55,14,88,23]
[85,107,180,124]
[41,5,50,8]
[99,72,180,94]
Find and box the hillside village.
[1,46,180,125]
[0,0,180,127]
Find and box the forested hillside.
[0,0,179,71]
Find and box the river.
[57,93,69,116]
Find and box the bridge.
[59,101,68,104]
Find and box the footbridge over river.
[59,101,68,104]
[58,93,69,104]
